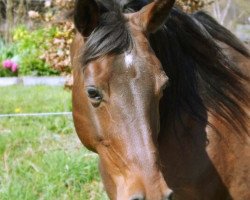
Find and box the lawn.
[0,85,107,200]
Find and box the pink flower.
[2,60,13,69]
[11,62,19,72]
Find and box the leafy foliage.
[177,0,207,13]
[41,22,74,74]
[12,26,60,76]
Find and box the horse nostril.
[130,198,144,200]
[129,194,145,200]
[164,190,174,200]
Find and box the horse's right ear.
[137,0,175,33]
[74,0,100,37]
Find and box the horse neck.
[157,106,250,199]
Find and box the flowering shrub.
[0,38,17,77]
[0,26,60,77]
[2,59,19,72]
[0,59,18,77]
[0,0,75,77]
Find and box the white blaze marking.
[125,53,133,67]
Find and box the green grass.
[0,86,107,200]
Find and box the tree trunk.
[6,0,14,42]
[0,1,3,23]
[17,0,26,24]
[0,1,2,39]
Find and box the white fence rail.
[0,76,67,86]
[0,112,72,118]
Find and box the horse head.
[71,0,175,199]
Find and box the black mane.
[80,0,249,134]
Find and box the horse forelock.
[80,0,149,67]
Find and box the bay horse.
[70,0,250,199]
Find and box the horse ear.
[139,0,175,33]
[74,0,100,37]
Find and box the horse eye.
[86,86,103,102]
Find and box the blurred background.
[0,0,249,78]
[0,0,249,200]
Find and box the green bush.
[0,67,17,77]
[20,59,58,76]
[0,26,60,77]
[13,26,60,76]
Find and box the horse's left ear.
[74,0,100,37]
[138,0,175,33]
